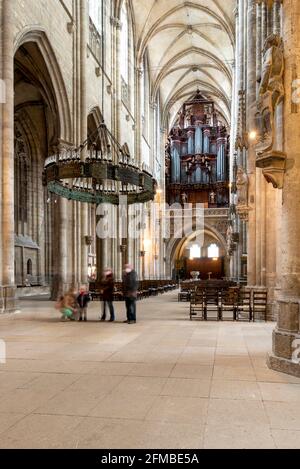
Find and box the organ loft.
[166,91,229,208]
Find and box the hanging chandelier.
[43,123,157,205]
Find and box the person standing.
[123,264,138,324]
[77,286,91,322]
[100,269,115,322]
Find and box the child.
[56,294,75,321]
[77,286,91,321]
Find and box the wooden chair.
[236,289,252,321]
[178,289,191,302]
[220,287,239,321]
[204,288,220,321]
[190,289,205,320]
[253,290,268,322]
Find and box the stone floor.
[0,291,299,449]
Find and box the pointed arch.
[14,27,72,144]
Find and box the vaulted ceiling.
[131,0,235,129]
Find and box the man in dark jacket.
[123,264,138,324]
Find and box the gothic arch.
[151,47,232,101]
[115,0,137,49]
[162,83,230,131]
[14,27,72,144]
[136,2,234,62]
[165,224,228,278]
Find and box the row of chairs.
[91,280,177,302]
[178,280,237,303]
[189,288,267,322]
[136,280,177,299]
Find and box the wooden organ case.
[166,91,230,207]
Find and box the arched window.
[89,0,103,32]
[208,243,219,259]
[121,2,129,83]
[27,259,32,276]
[190,244,201,260]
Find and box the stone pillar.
[247,0,257,286]
[261,1,267,51]
[80,0,88,284]
[136,67,143,167]
[273,0,282,35]
[114,19,122,147]
[51,197,68,300]
[1,0,17,311]
[260,175,267,286]
[238,0,245,92]
[149,102,157,175]
[268,0,300,377]
[267,2,273,36]
[230,7,239,282]
[256,2,262,96]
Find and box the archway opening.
[170,229,228,281]
[14,40,62,290]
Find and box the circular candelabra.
[43,123,157,205]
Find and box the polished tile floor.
[0,291,299,449]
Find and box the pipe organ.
[166,91,230,207]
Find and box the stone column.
[268,0,300,377]
[256,2,263,94]
[0,0,3,296]
[51,196,68,300]
[261,1,267,45]
[80,0,88,285]
[267,2,273,36]
[114,18,122,147]
[135,67,143,167]
[246,0,257,286]
[1,0,16,311]
[273,0,282,35]
[238,0,245,92]
[230,7,239,282]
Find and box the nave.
[0,292,299,449]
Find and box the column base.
[0,286,18,313]
[268,353,300,378]
[268,298,300,377]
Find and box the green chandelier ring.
[42,123,157,205]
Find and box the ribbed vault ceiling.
[132,0,235,129]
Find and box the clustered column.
[269,0,300,377]
[246,0,257,286]
[1,0,16,311]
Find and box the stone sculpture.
[256,34,284,155]
[236,166,248,206]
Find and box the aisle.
[0,292,299,449]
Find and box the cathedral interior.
[0,0,300,451]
